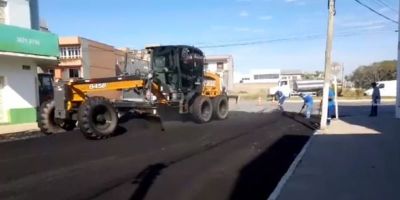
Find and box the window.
[0,1,6,24]
[60,46,81,59]
[217,62,224,72]
[254,74,280,80]
[378,83,385,89]
[69,68,80,78]
[22,65,31,70]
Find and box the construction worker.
[299,93,314,119]
[369,82,381,117]
[327,87,335,125]
[275,81,290,111]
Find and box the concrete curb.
[267,130,318,200]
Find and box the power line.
[198,27,392,48]
[372,0,398,13]
[354,0,398,24]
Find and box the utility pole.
[334,76,339,119]
[341,63,344,85]
[320,0,335,129]
[396,1,400,119]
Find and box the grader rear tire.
[212,95,229,120]
[38,100,64,135]
[78,96,118,140]
[191,96,213,123]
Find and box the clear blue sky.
[40,0,398,75]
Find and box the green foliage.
[349,60,397,89]
[341,88,365,98]
[303,70,324,80]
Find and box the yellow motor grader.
[38,45,229,139]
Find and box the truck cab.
[268,79,293,98]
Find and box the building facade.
[239,69,304,84]
[204,55,234,92]
[240,69,281,84]
[53,37,129,100]
[0,0,59,124]
[54,36,126,81]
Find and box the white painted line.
[267,130,318,200]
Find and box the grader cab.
[38,45,229,139]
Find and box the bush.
[341,88,365,98]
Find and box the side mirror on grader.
[38,45,229,139]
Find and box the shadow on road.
[127,117,277,200]
[130,163,168,200]
[229,135,310,200]
[339,104,395,131]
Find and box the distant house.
[204,55,234,91]
[281,69,303,81]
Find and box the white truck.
[269,79,324,97]
[364,80,397,97]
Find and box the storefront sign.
[0,24,59,57]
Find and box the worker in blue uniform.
[327,88,335,125]
[299,93,314,119]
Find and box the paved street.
[0,105,314,200]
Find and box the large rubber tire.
[212,95,229,120]
[38,100,63,135]
[190,96,213,123]
[78,96,118,139]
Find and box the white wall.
[5,0,31,28]
[0,56,38,112]
[205,57,234,91]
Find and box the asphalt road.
[0,109,315,200]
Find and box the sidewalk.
[0,123,39,135]
[285,98,396,103]
[271,111,400,200]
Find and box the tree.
[349,60,397,89]
[303,70,324,80]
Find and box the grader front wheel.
[38,100,64,135]
[191,96,213,123]
[78,96,118,139]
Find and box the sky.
[39,0,399,76]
